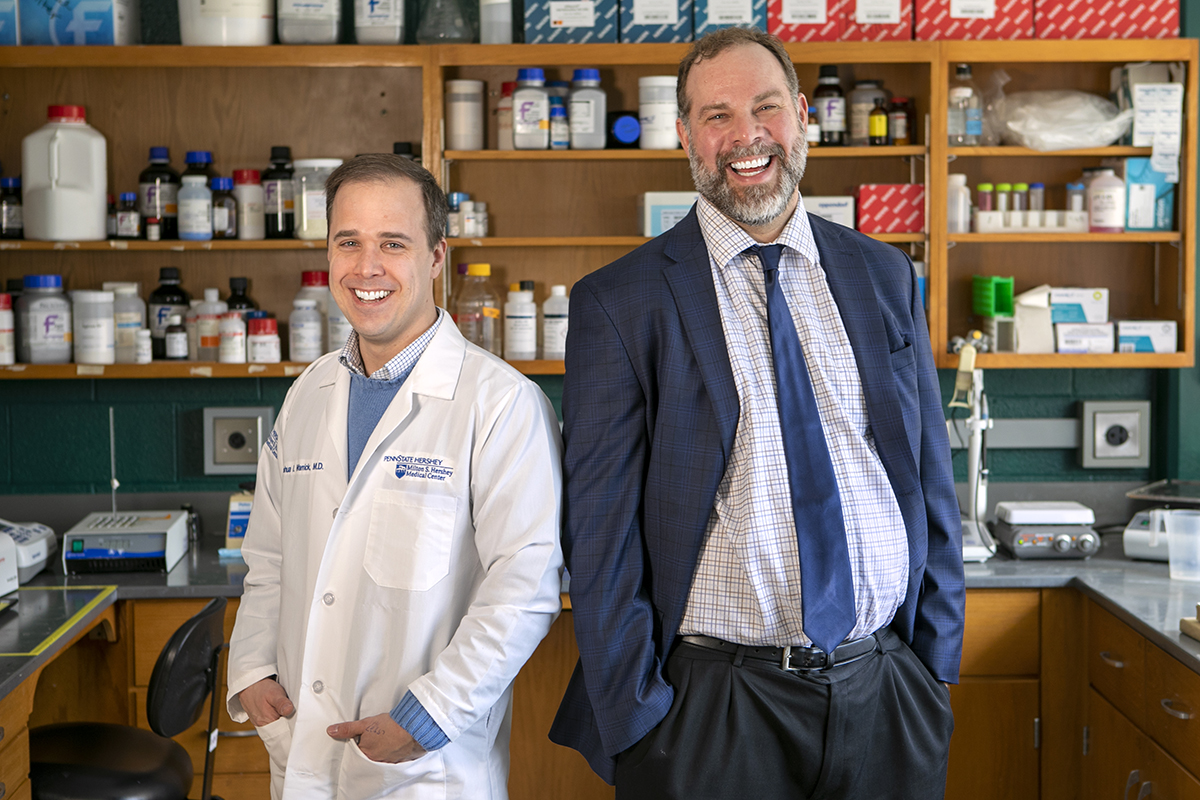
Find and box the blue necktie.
[750,244,855,654]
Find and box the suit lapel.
[662,210,740,461]
[810,217,919,496]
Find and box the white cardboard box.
[802,195,856,228]
[639,191,698,236]
[1055,323,1114,354]
[1050,288,1109,324]
[1117,320,1178,353]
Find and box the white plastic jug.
[22,105,107,242]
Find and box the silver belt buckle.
[780,645,795,671]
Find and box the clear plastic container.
[293,158,343,240]
[290,299,325,362]
[1028,182,1045,212]
[178,0,274,45]
[480,0,512,43]
[947,174,971,234]
[111,283,145,364]
[848,79,887,147]
[995,183,1012,213]
[569,69,607,150]
[195,288,228,361]
[72,290,115,365]
[542,284,568,360]
[1088,169,1125,233]
[218,312,247,363]
[638,76,679,150]
[446,80,486,151]
[1066,182,1086,212]
[278,0,341,43]
[17,275,71,364]
[455,263,502,356]
[504,286,537,360]
[296,270,331,352]
[248,316,282,363]
[513,69,550,151]
[178,175,213,241]
[22,105,107,242]
[497,82,516,151]
[355,0,404,43]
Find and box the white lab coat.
[226,320,564,800]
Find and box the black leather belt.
[681,631,881,671]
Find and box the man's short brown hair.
[676,28,800,126]
[325,154,447,251]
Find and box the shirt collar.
[695,192,820,270]
[338,307,445,381]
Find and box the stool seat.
[30,722,193,800]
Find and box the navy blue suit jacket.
[549,208,965,784]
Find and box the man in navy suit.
[550,27,965,800]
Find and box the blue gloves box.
[1125,157,1176,231]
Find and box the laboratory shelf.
[0,362,313,379]
[948,232,1181,243]
[973,352,1192,369]
[0,239,328,251]
[948,146,1153,158]
[448,233,923,247]
[0,45,430,68]
[444,146,926,160]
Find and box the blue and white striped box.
[525,0,619,42]
[0,0,18,45]
[620,0,693,41]
[693,0,767,36]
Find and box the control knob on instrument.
[1077,531,1100,555]
[1053,534,1074,553]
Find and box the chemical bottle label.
[2,204,22,230]
[214,206,231,231]
[200,0,273,17]
[544,316,568,355]
[514,96,549,135]
[888,111,908,141]
[570,99,596,134]
[482,306,501,319]
[965,109,983,137]
[850,102,874,141]
[304,191,327,221]
[77,318,114,354]
[179,198,213,235]
[116,211,140,238]
[149,304,188,337]
[115,312,141,348]
[198,316,222,350]
[279,0,338,17]
[140,182,179,218]
[816,98,846,133]
[264,180,295,214]
[633,0,679,25]
[869,111,888,139]
[30,311,69,344]
[549,0,596,27]
[355,0,402,22]
[166,331,188,358]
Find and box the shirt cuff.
[390,691,451,751]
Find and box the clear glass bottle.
[550,99,570,150]
[454,262,502,356]
[848,79,886,147]
[416,0,473,43]
[948,63,982,146]
[138,147,179,239]
[263,146,295,239]
[868,97,889,146]
[1,178,22,239]
[115,192,141,239]
[210,177,237,239]
[813,65,845,147]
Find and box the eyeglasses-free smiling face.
[327,178,446,375]
[677,42,809,237]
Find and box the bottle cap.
[977,183,994,191]
[47,105,85,122]
[1030,182,1045,189]
[230,277,248,292]
[233,169,261,184]
[181,175,208,185]
[550,285,567,296]
[448,191,469,210]
[891,97,909,104]
[460,201,474,212]
[137,329,151,340]
[467,263,492,277]
[5,279,21,293]
[108,194,116,204]
[948,174,967,186]
[996,183,1013,191]
[204,288,220,303]
[638,75,677,88]
[160,267,181,281]
[509,283,520,293]
[612,115,640,144]
[520,280,535,291]
[1013,182,1029,191]
[393,142,414,157]
[24,274,62,289]
[294,298,319,308]
[111,283,139,296]
[293,158,344,170]
[573,68,600,82]
[120,192,137,202]
[0,177,20,189]
[301,270,330,287]
[168,314,183,325]
[500,81,517,97]
[246,309,268,319]
[517,68,546,82]
[185,151,213,164]
[818,65,839,78]
[956,63,972,77]
[249,317,279,335]
[550,104,567,117]
[270,146,292,161]
[211,177,234,191]
[73,290,115,303]
[0,294,10,311]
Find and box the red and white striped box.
[1035,0,1178,38]
[838,0,914,40]
[915,0,1033,38]
[768,0,843,41]
[856,184,925,233]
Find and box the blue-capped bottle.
[549,98,569,151]
[138,147,180,239]
[569,68,606,150]
[211,177,238,239]
[183,150,219,181]
[513,68,550,150]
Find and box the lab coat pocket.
[366,490,457,592]
[341,739,447,800]
[255,715,293,779]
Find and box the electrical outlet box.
[1080,400,1151,469]
[203,407,275,475]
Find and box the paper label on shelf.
[634,0,679,25]
[201,0,273,18]
[782,0,826,24]
[549,0,596,26]
[855,0,899,24]
[279,0,338,16]
[569,99,597,133]
[949,0,993,18]
[706,0,754,26]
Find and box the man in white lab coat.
[226,154,565,800]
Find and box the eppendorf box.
[856,184,925,233]
[768,0,842,40]
[693,0,768,37]
[19,0,139,44]
[1034,0,1178,38]
[640,191,698,236]
[839,0,913,40]
[620,0,693,40]
[525,0,619,42]
[915,0,1033,38]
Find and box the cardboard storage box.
[1034,0,1178,39]
[768,0,842,40]
[620,0,693,41]
[915,0,1033,38]
[856,184,924,233]
[1055,322,1114,353]
[1050,288,1109,324]
[840,0,913,40]
[0,0,17,45]
[640,191,699,236]
[1117,320,1178,353]
[19,0,138,44]
[693,0,768,37]
[1124,157,1176,231]
[803,196,856,228]
[525,0,619,42]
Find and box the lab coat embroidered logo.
[385,454,455,482]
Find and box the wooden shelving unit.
[0,39,1194,377]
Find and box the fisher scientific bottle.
[455,263,502,356]
[178,175,213,241]
[504,282,537,361]
[195,288,228,361]
[813,65,845,147]
[112,283,145,364]
[72,290,116,366]
[138,147,180,239]
[513,69,550,150]
[165,314,188,361]
[211,177,238,239]
[17,275,71,364]
[569,69,607,150]
[355,0,404,43]
[148,267,191,360]
[1088,169,1125,233]
[550,100,570,151]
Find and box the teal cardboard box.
[19,0,139,44]
[693,0,767,37]
[1125,157,1176,231]
[525,0,618,42]
[620,0,693,41]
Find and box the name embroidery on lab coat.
[384,454,455,482]
[283,461,324,474]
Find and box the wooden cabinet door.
[1087,689,1149,800]
[945,679,1040,800]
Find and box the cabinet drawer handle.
[1161,698,1195,720]
[1100,651,1125,668]
[1137,781,1153,800]
[1125,770,1141,800]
